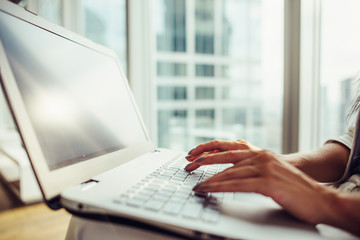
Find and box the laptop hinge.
[46,195,62,210]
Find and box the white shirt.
[328,112,360,191]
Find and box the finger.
[185,150,220,162]
[187,139,237,156]
[201,165,260,184]
[185,150,257,171]
[193,178,265,194]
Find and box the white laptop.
[0,1,325,239]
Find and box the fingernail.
[193,183,210,192]
[188,148,195,155]
[185,155,192,160]
[192,183,201,191]
[185,163,193,171]
[194,156,205,163]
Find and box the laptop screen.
[0,11,148,171]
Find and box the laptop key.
[126,197,145,207]
[113,195,126,204]
[201,208,220,223]
[145,199,165,211]
[182,203,203,219]
[114,156,225,222]
[163,201,184,215]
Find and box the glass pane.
[158,86,187,100]
[37,0,62,25]
[195,87,215,99]
[222,108,246,131]
[158,110,188,149]
[222,85,248,100]
[157,62,187,76]
[221,64,247,80]
[156,0,186,52]
[82,0,127,72]
[196,109,215,129]
[319,0,360,144]
[154,0,284,152]
[195,0,215,54]
[222,0,248,59]
[196,64,215,77]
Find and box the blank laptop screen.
[0,11,147,170]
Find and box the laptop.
[0,1,325,239]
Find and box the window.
[2,0,285,154]
[36,0,62,25]
[318,0,360,144]
[81,0,127,70]
[195,0,215,54]
[4,0,359,154]
[196,64,215,77]
[196,109,215,129]
[195,87,215,100]
[158,62,187,77]
[154,0,284,151]
[156,0,186,52]
[158,86,187,100]
[158,109,188,149]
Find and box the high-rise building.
[155,0,281,151]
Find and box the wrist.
[317,188,358,235]
[317,187,342,225]
[280,152,310,170]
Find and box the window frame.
[299,0,322,151]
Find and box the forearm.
[282,142,350,182]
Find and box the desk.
[0,203,71,240]
[0,202,182,240]
[1,203,358,240]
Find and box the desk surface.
[1,202,358,240]
[0,203,71,240]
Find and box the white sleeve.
[326,116,359,185]
[325,120,356,184]
[325,125,355,150]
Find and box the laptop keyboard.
[113,154,231,223]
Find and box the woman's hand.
[185,139,261,171]
[191,149,337,225]
[185,139,360,236]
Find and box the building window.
[158,110,188,149]
[222,108,246,130]
[195,87,215,99]
[156,0,187,52]
[158,86,187,100]
[1,0,285,153]
[195,0,215,54]
[154,0,284,152]
[196,64,215,77]
[196,109,215,129]
[158,62,187,77]
[81,0,127,71]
